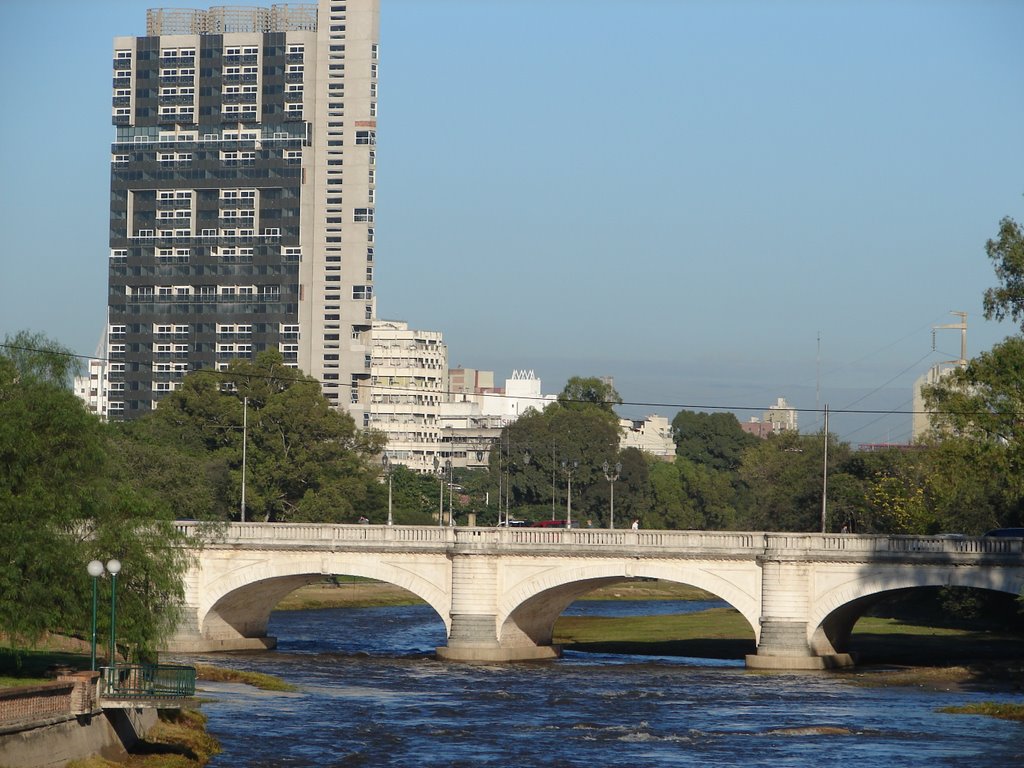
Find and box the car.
[496,519,528,528]
[531,519,573,529]
[983,528,1024,538]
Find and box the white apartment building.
[367,320,447,473]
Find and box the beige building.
[619,414,675,459]
[367,320,447,473]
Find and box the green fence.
[101,664,196,699]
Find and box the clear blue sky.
[2,0,1022,443]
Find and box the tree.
[736,430,853,532]
[144,351,386,523]
[672,410,760,471]
[0,333,188,657]
[922,336,1024,529]
[982,213,1024,329]
[557,376,622,414]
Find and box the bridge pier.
[745,555,854,670]
[434,554,562,663]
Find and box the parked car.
[983,528,1024,537]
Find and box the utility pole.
[821,404,829,533]
[241,396,247,523]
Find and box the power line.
[3,341,1017,420]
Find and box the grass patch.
[195,663,297,692]
[939,702,1024,722]
[554,607,756,659]
[275,579,425,610]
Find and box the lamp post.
[445,459,453,526]
[87,560,104,670]
[603,460,621,529]
[561,459,579,528]
[433,455,443,526]
[107,559,121,678]
[382,454,393,526]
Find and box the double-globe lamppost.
[602,460,622,529]
[433,455,444,526]
[87,558,122,673]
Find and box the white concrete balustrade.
[166,523,1024,669]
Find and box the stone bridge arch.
[172,551,452,652]
[495,558,762,650]
[807,564,1024,657]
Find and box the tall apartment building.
[105,0,379,421]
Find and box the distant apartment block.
[439,369,557,470]
[741,396,798,437]
[103,0,379,420]
[619,414,675,459]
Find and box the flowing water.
[169,601,1023,767]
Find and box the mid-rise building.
[105,0,379,420]
[367,320,447,472]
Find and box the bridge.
[165,523,1024,670]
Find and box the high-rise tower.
[106,1,379,422]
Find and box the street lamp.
[433,455,443,526]
[603,460,621,529]
[382,454,393,526]
[107,559,122,678]
[561,459,579,528]
[445,459,453,526]
[87,560,104,670]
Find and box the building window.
[355,130,375,145]
[352,285,372,300]
[354,208,374,222]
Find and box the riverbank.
[273,577,713,610]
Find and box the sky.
[1,0,1023,444]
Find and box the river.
[169,601,1023,767]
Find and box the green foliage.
[142,351,386,523]
[923,336,1024,529]
[736,430,853,532]
[557,376,622,413]
[982,213,1024,329]
[671,410,759,471]
[0,333,187,656]
[497,388,623,523]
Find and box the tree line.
[3,202,1023,654]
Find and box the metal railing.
[101,664,196,700]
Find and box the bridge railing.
[173,523,1023,558]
